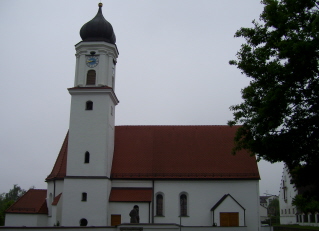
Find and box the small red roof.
[6,189,48,214]
[109,188,153,202]
[46,132,68,181]
[111,126,259,179]
[52,193,62,205]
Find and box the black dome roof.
[80,3,116,44]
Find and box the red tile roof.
[111,126,259,179]
[109,188,153,202]
[6,189,48,214]
[47,126,259,181]
[52,193,62,205]
[46,132,68,181]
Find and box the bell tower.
[61,3,119,226]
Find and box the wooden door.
[220,212,239,226]
[111,214,121,226]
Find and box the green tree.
[228,0,319,209]
[268,198,280,224]
[263,198,280,225]
[268,198,280,217]
[0,185,27,226]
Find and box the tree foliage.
[267,198,280,225]
[292,194,319,213]
[0,185,26,226]
[228,0,319,207]
[268,198,280,217]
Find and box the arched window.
[82,192,87,201]
[156,194,163,216]
[86,101,93,110]
[180,194,187,216]
[86,70,96,85]
[84,152,90,163]
[80,218,88,226]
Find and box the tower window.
[84,152,90,163]
[156,194,164,216]
[86,70,96,85]
[180,194,187,216]
[82,192,87,201]
[86,101,93,110]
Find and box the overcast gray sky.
[0,0,283,196]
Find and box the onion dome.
[80,3,116,44]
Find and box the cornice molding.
[68,87,119,105]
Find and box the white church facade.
[5,4,261,231]
[279,164,319,227]
[279,164,298,225]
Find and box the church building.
[5,4,261,230]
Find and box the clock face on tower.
[86,55,99,68]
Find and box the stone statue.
[129,205,140,223]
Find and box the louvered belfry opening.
[86,70,96,85]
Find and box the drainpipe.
[53,180,56,198]
[152,180,154,223]
[149,201,151,223]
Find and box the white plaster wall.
[67,92,115,177]
[281,216,297,225]
[46,180,64,226]
[5,213,45,227]
[51,193,63,226]
[260,205,268,222]
[46,180,65,199]
[61,178,111,226]
[111,180,153,188]
[55,180,64,196]
[212,196,245,226]
[56,194,63,226]
[50,205,57,226]
[109,202,150,224]
[279,165,297,224]
[37,214,48,226]
[151,180,259,231]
